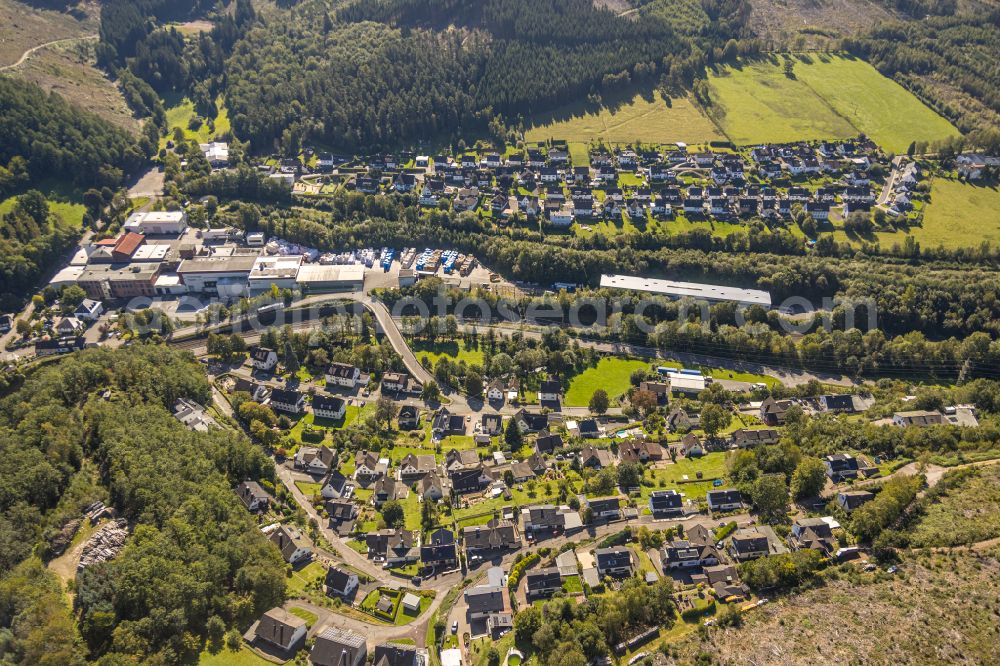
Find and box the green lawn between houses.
[198,646,274,666]
[564,358,650,407]
[410,338,486,367]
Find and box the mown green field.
[409,338,485,367]
[705,59,856,145]
[904,178,1000,248]
[706,54,959,151]
[564,357,650,407]
[162,94,230,147]
[526,91,724,145]
[792,54,959,153]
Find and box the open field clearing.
[564,357,649,406]
[526,91,724,146]
[705,59,857,145]
[908,464,1000,548]
[792,54,960,152]
[162,94,231,147]
[845,179,1000,251]
[706,55,959,150]
[0,0,95,68]
[749,0,897,45]
[671,550,1000,664]
[10,39,139,133]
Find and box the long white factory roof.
[600,274,771,307]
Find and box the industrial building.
[296,264,365,293]
[176,254,258,298]
[599,274,771,307]
[248,255,303,293]
[124,211,188,235]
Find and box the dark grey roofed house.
[535,431,563,453]
[464,585,509,618]
[578,419,600,438]
[585,496,621,519]
[325,565,359,598]
[482,413,503,435]
[648,489,683,517]
[837,489,874,512]
[450,466,487,494]
[706,489,743,512]
[730,528,770,561]
[525,567,563,599]
[730,428,780,448]
[820,394,857,413]
[463,519,520,555]
[311,627,367,666]
[398,405,420,430]
[255,607,306,652]
[373,643,419,666]
[823,453,860,482]
[595,547,633,577]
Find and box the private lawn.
[564,358,650,407]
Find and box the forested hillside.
[223,0,751,151]
[0,77,146,188]
[0,346,284,664]
[0,190,80,311]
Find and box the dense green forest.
[0,78,146,188]
[0,190,80,312]
[0,346,283,664]
[221,0,753,151]
[845,12,1000,134]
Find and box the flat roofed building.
[296,264,365,293]
[77,262,160,300]
[124,210,187,235]
[248,255,303,293]
[600,274,771,307]
[177,254,257,297]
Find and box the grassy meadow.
[526,91,724,146]
[564,357,650,407]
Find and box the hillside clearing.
[792,54,959,153]
[0,0,96,68]
[705,59,857,145]
[526,91,723,146]
[671,550,1000,665]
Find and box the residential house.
[398,405,421,430]
[535,431,564,454]
[421,528,458,570]
[432,408,466,439]
[538,379,561,403]
[482,413,503,437]
[648,489,683,518]
[823,453,859,482]
[522,504,564,534]
[759,396,791,426]
[729,527,770,561]
[509,461,534,483]
[251,347,278,371]
[354,450,388,483]
[594,547,633,578]
[74,298,104,321]
[449,466,490,494]
[680,433,704,458]
[325,565,360,598]
[236,480,272,513]
[268,524,312,564]
[513,409,548,433]
[893,410,945,427]
[366,529,420,565]
[703,564,749,600]
[789,518,837,555]
[706,489,743,513]
[326,362,361,389]
[446,448,480,472]
[313,394,347,420]
[639,380,670,404]
[419,473,446,501]
[324,499,358,529]
[463,519,520,559]
[294,446,337,475]
[525,567,563,599]
[666,407,698,433]
[269,388,305,414]
[173,397,218,432]
[661,539,719,569]
[255,607,306,653]
[619,438,665,464]
[577,418,602,439]
[311,627,367,666]
[372,477,408,507]
[526,452,548,475]
[730,428,780,448]
[464,585,511,628]
[382,371,411,393]
[373,643,420,666]
[580,445,614,469]
[583,496,621,521]
[836,489,874,513]
[820,394,858,413]
[399,453,437,481]
[320,470,354,500]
